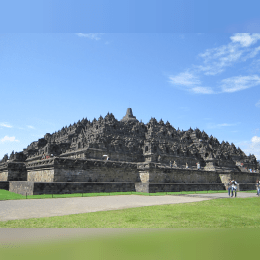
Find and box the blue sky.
[0,33,260,159]
[1,1,260,33]
[0,1,260,160]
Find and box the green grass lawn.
[1,188,252,201]
[1,197,259,228]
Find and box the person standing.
[256,180,260,196]
[231,180,238,197]
[227,180,232,197]
[196,162,200,170]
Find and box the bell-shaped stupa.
[121,108,138,122]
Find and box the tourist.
[186,162,188,169]
[197,162,200,170]
[231,180,238,197]
[256,180,260,196]
[103,155,110,160]
[227,180,232,197]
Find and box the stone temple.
[0,108,259,195]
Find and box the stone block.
[9,181,34,196]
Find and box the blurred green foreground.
[1,229,259,260]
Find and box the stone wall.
[135,183,149,193]
[26,158,140,183]
[149,183,226,193]
[232,172,259,183]
[0,170,8,181]
[9,182,135,195]
[33,182,136,195]
[8,164,27,181]
[3,157,260,195]
[53,158,140,183]
[0,163,27,181]
[239,183,258,191]
[139,167,223,184]
[9,181,34,196]
[53,167,139,182]
[139,165,260,184]
[27,168,55,182]
[219,173,232,186]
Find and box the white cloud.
[241,136,260,160]
[197,43,245,76]
[207,122,240,129]
[190,87,215,94]
[230,33,260,47]
[245,46,260,59]
[220,75,260,93]
[27,125,35,129]
[169,72,216,94]
[218,123,236,127]
[252,136,260,143]
[168,33,260,94]
[169,71,201,86]
[0,122,12,128]
[256,100,260,107]
[197,34,260,76]
[248,59,260,73]
[76,33,103,40]
[0,136,19,142]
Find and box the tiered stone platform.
[0,158,259,195]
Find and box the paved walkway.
[0,195,210,222]
[0,192,257,222]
